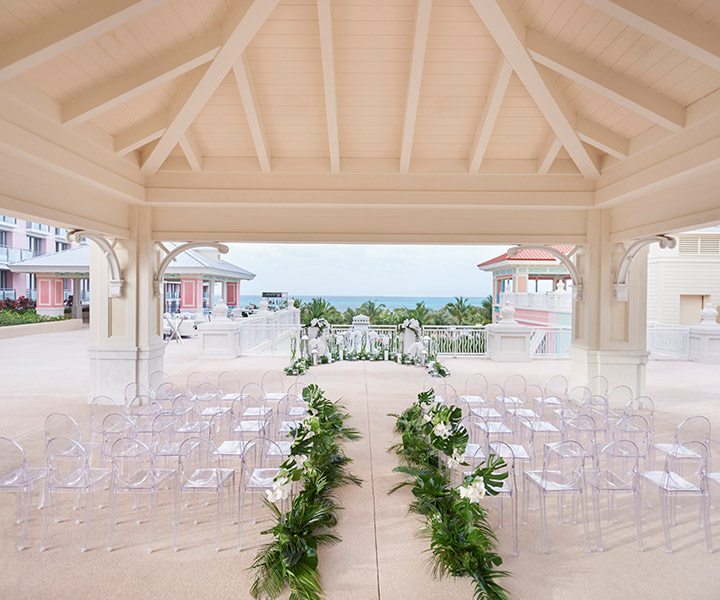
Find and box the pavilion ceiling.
[0,0,720,242]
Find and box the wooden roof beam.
[537,135,562,174]
[0,0,166,83]
[584,0,720,72]
[526,29,685,132]
[317,0,340,173]
[140,0,279,175]
[114,114,168,156]
[62,31,221,128]
[576,117,629,159]
[399,0,432,174]
[470,0,600,178]
[232,55,270,173]
[179,129,202,172]
[469,56,512,173]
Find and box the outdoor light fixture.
[506,244,584,301]
[67,230,124,297]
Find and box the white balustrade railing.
[236,308,301,356]
[499,291,572,312]
[646,322,690,360]
[530,327,572,358]
[422,326,487,356]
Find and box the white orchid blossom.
[447,447,463,469]
[422,413,432,424]
[266,474,292,503]
[457,476,487,503]
[433,422,452,439]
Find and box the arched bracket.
[506,245,584,301]
[67,230,124,297]
[154,242,229,296]
[613,235,676,301]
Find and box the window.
[0,216,16,225]
[0,231,6,246]
[0,270,7,289]
[679,234,720,255]
[27,274,36,292]
[28,236,42,256]
[55,241,69,252]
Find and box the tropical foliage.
[251,385,361,600]
[389,390,510,600]
[0,307,68,327]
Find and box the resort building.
[8,241,255,317]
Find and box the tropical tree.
[359,300,386,323]
[478,295,493,325]
[445,296,472,325]
[301,297,333,324]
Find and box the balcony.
[26,222,51,234]
[499,291,572,313]
[0,216,17,226]
[0,246,33,263]
[0,289,16,301]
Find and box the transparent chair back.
[124,382,151,406]
[544,375,568,401]
[561,415,598,461]
[45,412,82,444]
[625,395,655,431]
[586,375,609,398]
[503,374,527,400]
[149,370,173,396]
[437,382,457,404]
[294,371,318,388]
[464,373,488,401]
[261,370,285,398]
[101,414,137,464]
[186,371,210,397]
[218,371,242,400]
[674,415,711,447]
[90,396,118,442]
[613,415,651,463]
[208,411,237,447]
[155,382,182,404]
[607,385,634,410]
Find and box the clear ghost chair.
[436,382,458,405]
[218,371,242,403]
[613,415,652,470]
[40,438,111,552]
[278,393,308,418]
[237,437,286,551]
[0,437,46,550]
[607,385,634,412]
[240,382,265,404]
[472,385,503,422]
[106,437,175,553]
[448,395,471,419]
[261,370,285,401]
[524,395,561,441]
[504,390,538,420]
[523,440,591,554]
[149,370,173,394]
[194,382,229,420]
[463,373,488,405]
[579,395,612,443]
[553,385,592,427]
[590,440,643,552]
[263,411,296,451]
[155,382,182,412]
[561,415,598,466]
[124,395,160,438]
[475,398,512,440]
[490,415,533,488]
[286,382,306,399]
[653,416,711,469]
[640,441,713,554]
[100,414,137,465]
[294,371,318,388]
[151,412,185,467]
[489,440,519,557]
[543,375,569,406]
[502,374,527,404]
[90,396,119,444]
[124,382,151,407]
[587,375,609,398]
[625,396,655,432]
[174,437,235,553]
[459,415,487,476]
[186,371,210,397]
[45,413,101,463]
[207,411,238,449]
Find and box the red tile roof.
[477,245,574,268]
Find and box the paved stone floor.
[0,326,718,599]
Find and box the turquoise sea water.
[242,295,487,311]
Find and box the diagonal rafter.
[469,0,600,178]
[469,56,512,173]
[537,134,562,174]
[317,0,340,173]
[140,0,279,175]
[179,129,202,172]
[232,55,271,173]
[399,0,433,174]
[63,31,222,128]
[0,0,166,83]
[526,29,685,132]
[584,0,720,72]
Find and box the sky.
[224,243,508,298]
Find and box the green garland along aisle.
[251,385,361,600]
[390,390,510,600]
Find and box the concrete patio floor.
[0,325,718,600]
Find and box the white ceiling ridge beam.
[62,31,222,128]
[470,0,600,178]
[114,113,169,155]
[0,0,166,83]
[179,129,202,172]
[576,117,629,159]
[232,55,271,173]
[140,0,280,175]
[537,134,562,174]
[469,56,512,173]
[317,0,340,173]
[526,29,685,132]
[399,0,433,174]
[584,0,720,72]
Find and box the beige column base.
[569,346,648,406]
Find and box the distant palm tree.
[359,300,386,323]
[446,296,472,325]
[478,295,493,325]
[408,301,431,325]
[302,297,333,324]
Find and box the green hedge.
[0,309,69,327]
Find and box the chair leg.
[658,491,672,553]
[522,476,529,525]
[17,489,32,551]
[148,489,158,554]
[702,493,713,554]
[215,485,224,552]
[237,488,244,553]
[510,490,518,558]
[592,490,603,552]
[173,488,181,552]
[538,492,549,554]
[580,490,591,554]
[39,491,52,552]
[633,490,644,552]
[107,486,118,552]
[81,488,93,552]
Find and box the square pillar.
[36,276,65,317]
[71,278,83,319]
[180,276,204,313]
[570,210,649,404]
[87,206,165,404]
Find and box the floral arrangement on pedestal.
[307,317,330,337]
[389,389,509,600]
[399,317,421,337]
[251,385,360,600]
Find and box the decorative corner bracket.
[154,242,229,296]
[613,235,676,301]
[67,230,124,297]
[507,244,584,301]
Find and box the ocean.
[241,295,488,311]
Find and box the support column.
[87,206,165,404]
[71,277,83,319]
[570,210,649,404]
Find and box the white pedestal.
[87,343,165,404]
[402,330,417,354]
[689,325,720,364]
[197,321,240,359]
[569,346,648,405]
[486,323,532,362]
[36,307,65,318]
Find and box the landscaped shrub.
[0,309,68,327]
[0,296,36,312]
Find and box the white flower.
[447,448,463,469]
[422,413,432,424]
[265,475,292,503]
[294,454,308,468]
[457,476,487,503]
[433,422,452,439]
[311,318,319,327]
